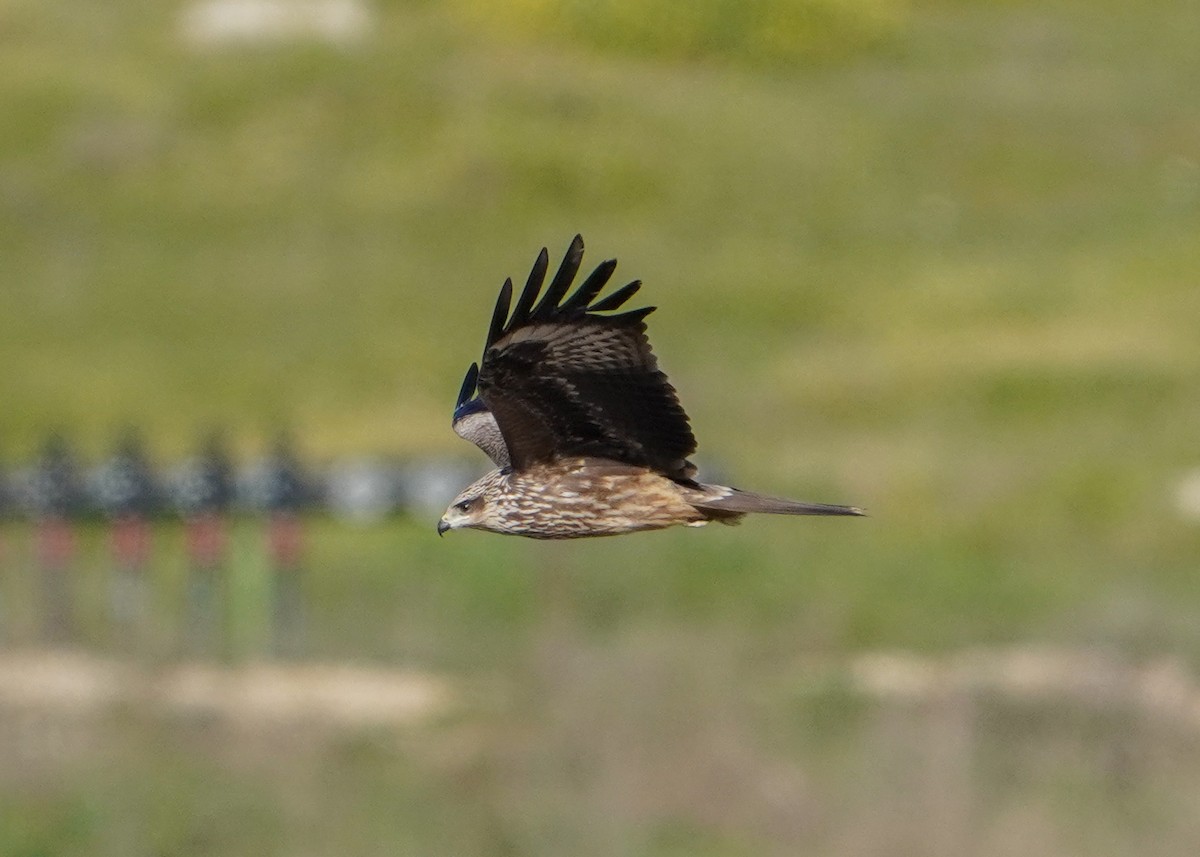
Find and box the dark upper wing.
[473,235,697,476]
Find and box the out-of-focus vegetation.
[451,0,908,65]
[2,0,1200,854]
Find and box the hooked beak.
[437,518,450,537]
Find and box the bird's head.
[437,470,506,536]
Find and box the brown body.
[439,458,860,538]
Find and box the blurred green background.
[2,0,1200,854]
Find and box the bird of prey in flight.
[438,235,864,539]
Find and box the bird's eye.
[455,499,475,513]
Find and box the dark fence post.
[94,429,160,654]
[175,432,234,659]
[28,434,83,645]
[260,434,313,660]
[0,462,11,643]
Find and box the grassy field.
[2,0,1200,854]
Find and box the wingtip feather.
[511,248,548,326]
[590,280,641,312]
[563,258,618,312]
[455,363,480,410]
[533,235,586,321]
[486,279,513,348]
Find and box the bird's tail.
[689,485,865,520]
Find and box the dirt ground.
[0,649,452,729]
[2,646,1196,735]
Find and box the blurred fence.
[0,432,476,526]
[0,431,477,658]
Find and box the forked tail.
[691,485,865,519]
